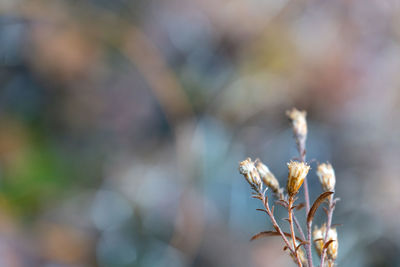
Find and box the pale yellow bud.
[316,163,336,192]
[313,224,338,261]
[255,159,280,194]
[286,161,310,196]
[326,227,338,260]
[286,108,307,137]
[313,225,325,257]
[239,158,262,190]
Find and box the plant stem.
[259,192,296,256]
[293,215,306,241]
[288,196,303,267]
[296,135,313,267]
[320,194,335,267]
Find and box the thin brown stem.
[320,194,335,267]
[289,196,303,267]
[296,135,313,267]
[258,192,296,255]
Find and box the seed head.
[313,224,338,261]
[255,159,280,194]
[326,227,338,260]
[286,161,310,196]
[316,162,336,192]
[239,158,262,191]
[313,225,325,257]
[286,108,307,138]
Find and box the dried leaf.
[296,241,310,252]
[256,209,267,213]
[276,200,288,208]
[323,240,336,250]
[250,231,304,242]
[295,203,305,211]
[307,192,334,224]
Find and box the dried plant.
[238,108,339,267]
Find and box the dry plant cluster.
[238,108,339,267]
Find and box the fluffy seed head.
[255,159,280,194]
[287,161,310,196]
[313,225,325,257]
[313,224,338,261]
[316,163,336,192]
[239,158,262,190]
[286,108,307,137]
[326,227,338,260]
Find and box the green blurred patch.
[0,133,74,219]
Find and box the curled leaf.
[296,241,310,252]
[307,191,334,224]
[323,240,336,250]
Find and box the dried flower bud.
[239,158,262,191]
[313,225,325,257]
[316,163,336,192]
[326,227,338,260]
[255,159,280,194]
[286,108,307,138]
[286,161,310,196]
[313,224,338,261]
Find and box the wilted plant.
[238,108,339,267]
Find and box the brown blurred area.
[0,0,400,266]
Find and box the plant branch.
[257,191,296,256]
[320,194,335,267]
[296,134,313,267]
[288,196,303,267]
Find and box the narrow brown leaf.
[323,240,336,250]
[307,192,334,224]
[256,209,267,213]
[296,241,310,252]
[250,231,304,242]
[276,200,288,208]
[295,203,305,211]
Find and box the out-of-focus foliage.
[0,0,400,266]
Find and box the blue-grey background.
[0,0,398,266]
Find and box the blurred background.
[0,0,399,266]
